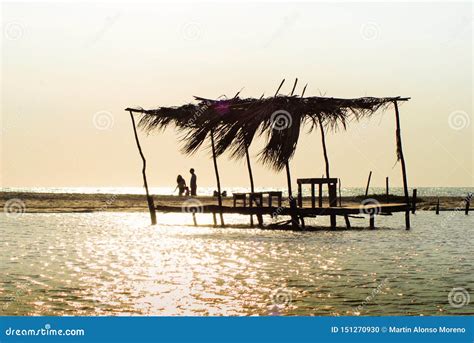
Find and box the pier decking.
[156,202,409,229]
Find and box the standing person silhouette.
[189,168,197,196]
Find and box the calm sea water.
[1,186,473,198]
[1,211,472,316]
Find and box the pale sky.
[1,1,472,189]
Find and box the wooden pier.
[156,202,409,229]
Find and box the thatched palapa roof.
[126,93,409,171]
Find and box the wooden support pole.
[245,145,263,226]
[283,78,299,228]
[338,178,342,207]
[465,194,471,215]
[318,184,323,207]
[210,129,224,226]
[436,198,440,215]
[385,177,389,203]
[365,171,372,197]
[311,183,316,208]
[212,212,217,226]
[286,162,299,227]
[394,101,411,230]
[297,182,303,208]
[192,212,197,226]
[412,188,417,214]
[344,214,351,229]
[318,116,331,181]
[369,214,375,229]
[128,110,157,225]
[329,183,337,228]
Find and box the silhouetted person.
[175,175,189,196]
[190,168,197,196]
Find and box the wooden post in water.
[369,214,375,229]
[412,189,417,214]
[365,171,372,197]
[344,214,351,229]
[128,110,157,225]
[435,198,440,215]
[385,177,389,203]
[465,194,471,215]
[393,101,411,230]
[210,128,224,226]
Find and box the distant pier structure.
[126,79,411,229]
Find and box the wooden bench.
[233,191,283,208]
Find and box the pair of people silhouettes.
[175,168,197,196]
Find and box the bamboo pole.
[128,110,157,225]
[393,101,410,230]
[210,128,224,226]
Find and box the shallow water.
[0,211,472,316]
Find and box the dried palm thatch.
[125,95,408,171]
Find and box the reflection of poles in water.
[128,110,156,225]
[210,128,224,226]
